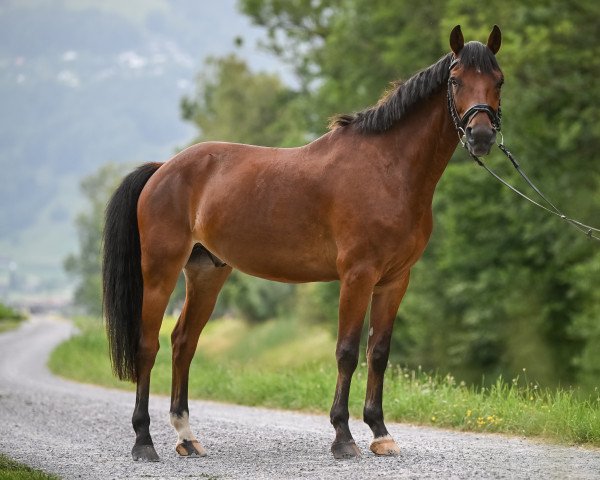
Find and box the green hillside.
[0,0,282,300]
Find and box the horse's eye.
[449,77,460,87]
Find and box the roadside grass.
[0,304,26,333]
[0,454,59,480]
[49,316,600,447]
[0,318,22,334]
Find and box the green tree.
[241,0,447,133]
[0,302,24,321]
[181,54,308,147]
[418,0,600,385]
[570,250,600,390]
[393,1,600,386]
[240,0,600,386]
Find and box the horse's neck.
[381,89,459,196]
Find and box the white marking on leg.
[370,434,400,455]
[170,411,197,443]
[369,327,374,337]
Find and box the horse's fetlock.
[132,411,150,432]
[363,404,383,426]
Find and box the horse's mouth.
[467,142,493,157]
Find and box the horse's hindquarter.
[188,142,340,282]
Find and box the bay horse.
[103,25,504,461]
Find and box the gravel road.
[1,316,599,479]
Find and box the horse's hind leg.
[363,273,410,456]
[132,243,190,462]
[170,247,231,457]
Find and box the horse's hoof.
[132,444,160,462]
[176,439,207,458]
[370,435,401,456]
[331,440,362,459]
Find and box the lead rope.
[446,67,600,242]
[467,143,600,241]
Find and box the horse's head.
[448,25,504,157]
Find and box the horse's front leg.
[363,273,410,456]
[330,266,378,459]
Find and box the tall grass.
[381,367,600,444]
[49,316,600,446]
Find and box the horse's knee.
[336,343,359,373]
[368,341,390,373]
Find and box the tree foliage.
[181,54,308,147]
[240,0,600,387]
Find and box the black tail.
[102,162,162,381]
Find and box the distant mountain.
[0,0,287,301]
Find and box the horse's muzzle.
[466,124,496,157]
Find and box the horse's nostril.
[467,125,495,146]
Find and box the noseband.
[447,57,502,139]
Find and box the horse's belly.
[228,253,339,283]
[205,231,339,283]
[195,208,339,283]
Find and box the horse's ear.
[487,25,501,54]
[450,25,464,55]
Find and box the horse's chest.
[371,210,433,272]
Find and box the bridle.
[446,57,502,144]
[446,56,600,242]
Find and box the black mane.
[329,42,500,133]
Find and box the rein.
[446,64,600,242]
[469,143,600,241]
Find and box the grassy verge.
[0,454,59,480]
[0,304,26,333]
[49,316,600,446]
